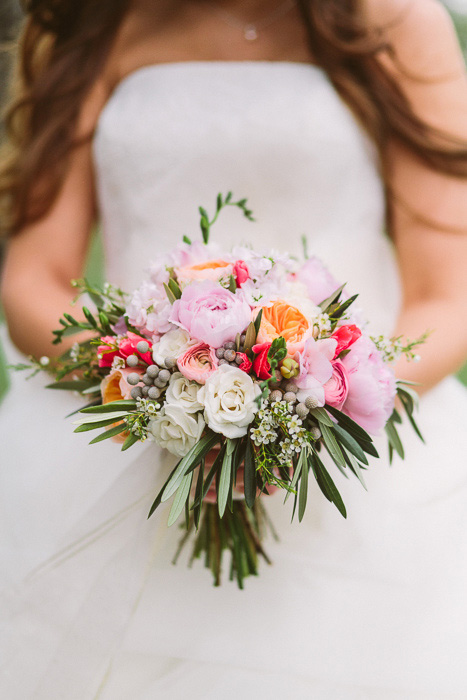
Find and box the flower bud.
[280,358,299,379]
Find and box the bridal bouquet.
[18,194,425,588]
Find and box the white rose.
[197,365,260,439]
[149,403,205,457]
[165,372,204,413]
[152,328,194,366]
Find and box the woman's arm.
[368,0,467,392]
[1,79,110,359]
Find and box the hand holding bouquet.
[17,194,425,588]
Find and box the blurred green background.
[0,2,467,401]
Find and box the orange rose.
[255,300,313,355]
[175,259,233,285]
[100,368,142,441]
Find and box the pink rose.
[331,324,362,359]
[169,280,251,349]
[252,342,272,380]
[175,259,233,285]
[342,336,396,435]
[233,260,250,287]
[295,256,344,305]
[324,360,349,409]
[97,336,119,368]
[177,342,219,384]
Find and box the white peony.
[152,328,194,366]
[197,365,260,438]
[165,372,204,413]
[149,403,205,457]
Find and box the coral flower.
[255,300,313,355]
[175,259,233,285]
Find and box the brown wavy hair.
[1,0,467,237]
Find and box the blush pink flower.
[294,337,338,407]
[169,280,251,349]
[233,260,250,287]
[294,256,344,305]
[342,336,396,435]
[324,360,349,409]
[177,342,219,384]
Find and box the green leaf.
[147,469,176,519]
[193,461,205,530]
[74,410,129,425]
[218,442,234,517]
[162,432,219,502]
[298,449,310,522]
[330,294,359,320]
[285,448,305,503]
[309,407,334,428]
[89,423,128,444]
[301,234,309,260]
[320,423,346,468]
[254,308,263,337]
[243,321,257,354]
[182,235,192,245]
[342,448,368,490]
[385,421,405,460]
[243,439,257,509]
[168,278,182,300]
[46,379,98,392]
[325,405,374,444]
[80,400,136,414]
[228,275,237,293]
[74,416,125,433]
[311,450,347,518]
[359,440,379,459]
[167,471,193,527]
[318,284,346,313]
[333,425,368,465]
[121,432,139,451]
[163,283,177,305]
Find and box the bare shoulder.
[361,0,465,77]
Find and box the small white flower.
[40,356,50,367]
[197,365,260,438]
[149,403,205,457]
[152,328,194,366]
[165,372,204,413]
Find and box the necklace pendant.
[244,24,258,41]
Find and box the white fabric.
[1,61,466,699]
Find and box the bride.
[1,0,467,697]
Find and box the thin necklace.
[208,0,297,41]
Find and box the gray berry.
[126,354,139,368]
[296,402,309,419]
[136,340,150,354]
[285,382,298,394]
[154,377,167,388]
[216,348,225,359]
[148,386,161,400]
[305,395,320,410]
[310,426,321,440]
[224,349,236,362]
[142,374,153,386]
[146,364,160,378]
[283,392,297,404]
[224,341,236,351]
[127,372,141,386]
[240,334,246,345]
[164,357,177,370]
[269,390,283,403]
[141,386,150,397]
[235,354,243,365]
[218,358,228,365]
[158,369,171,383]
[130,386,143,400]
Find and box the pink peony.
[177,342,219,384]
[324,360,349,409]
[295,256,343,305]
[169,280,251,349]
[233,260,250,287]
[342,336,396,435]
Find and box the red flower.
[233,260,250,287]
[97,332,153,368]
[331,325,362,359]
[252,342,272,380]
[97,336,119,368]
[236,352,252,374]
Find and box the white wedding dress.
[1,62,467,700]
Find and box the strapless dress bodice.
[93,61,400,332]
